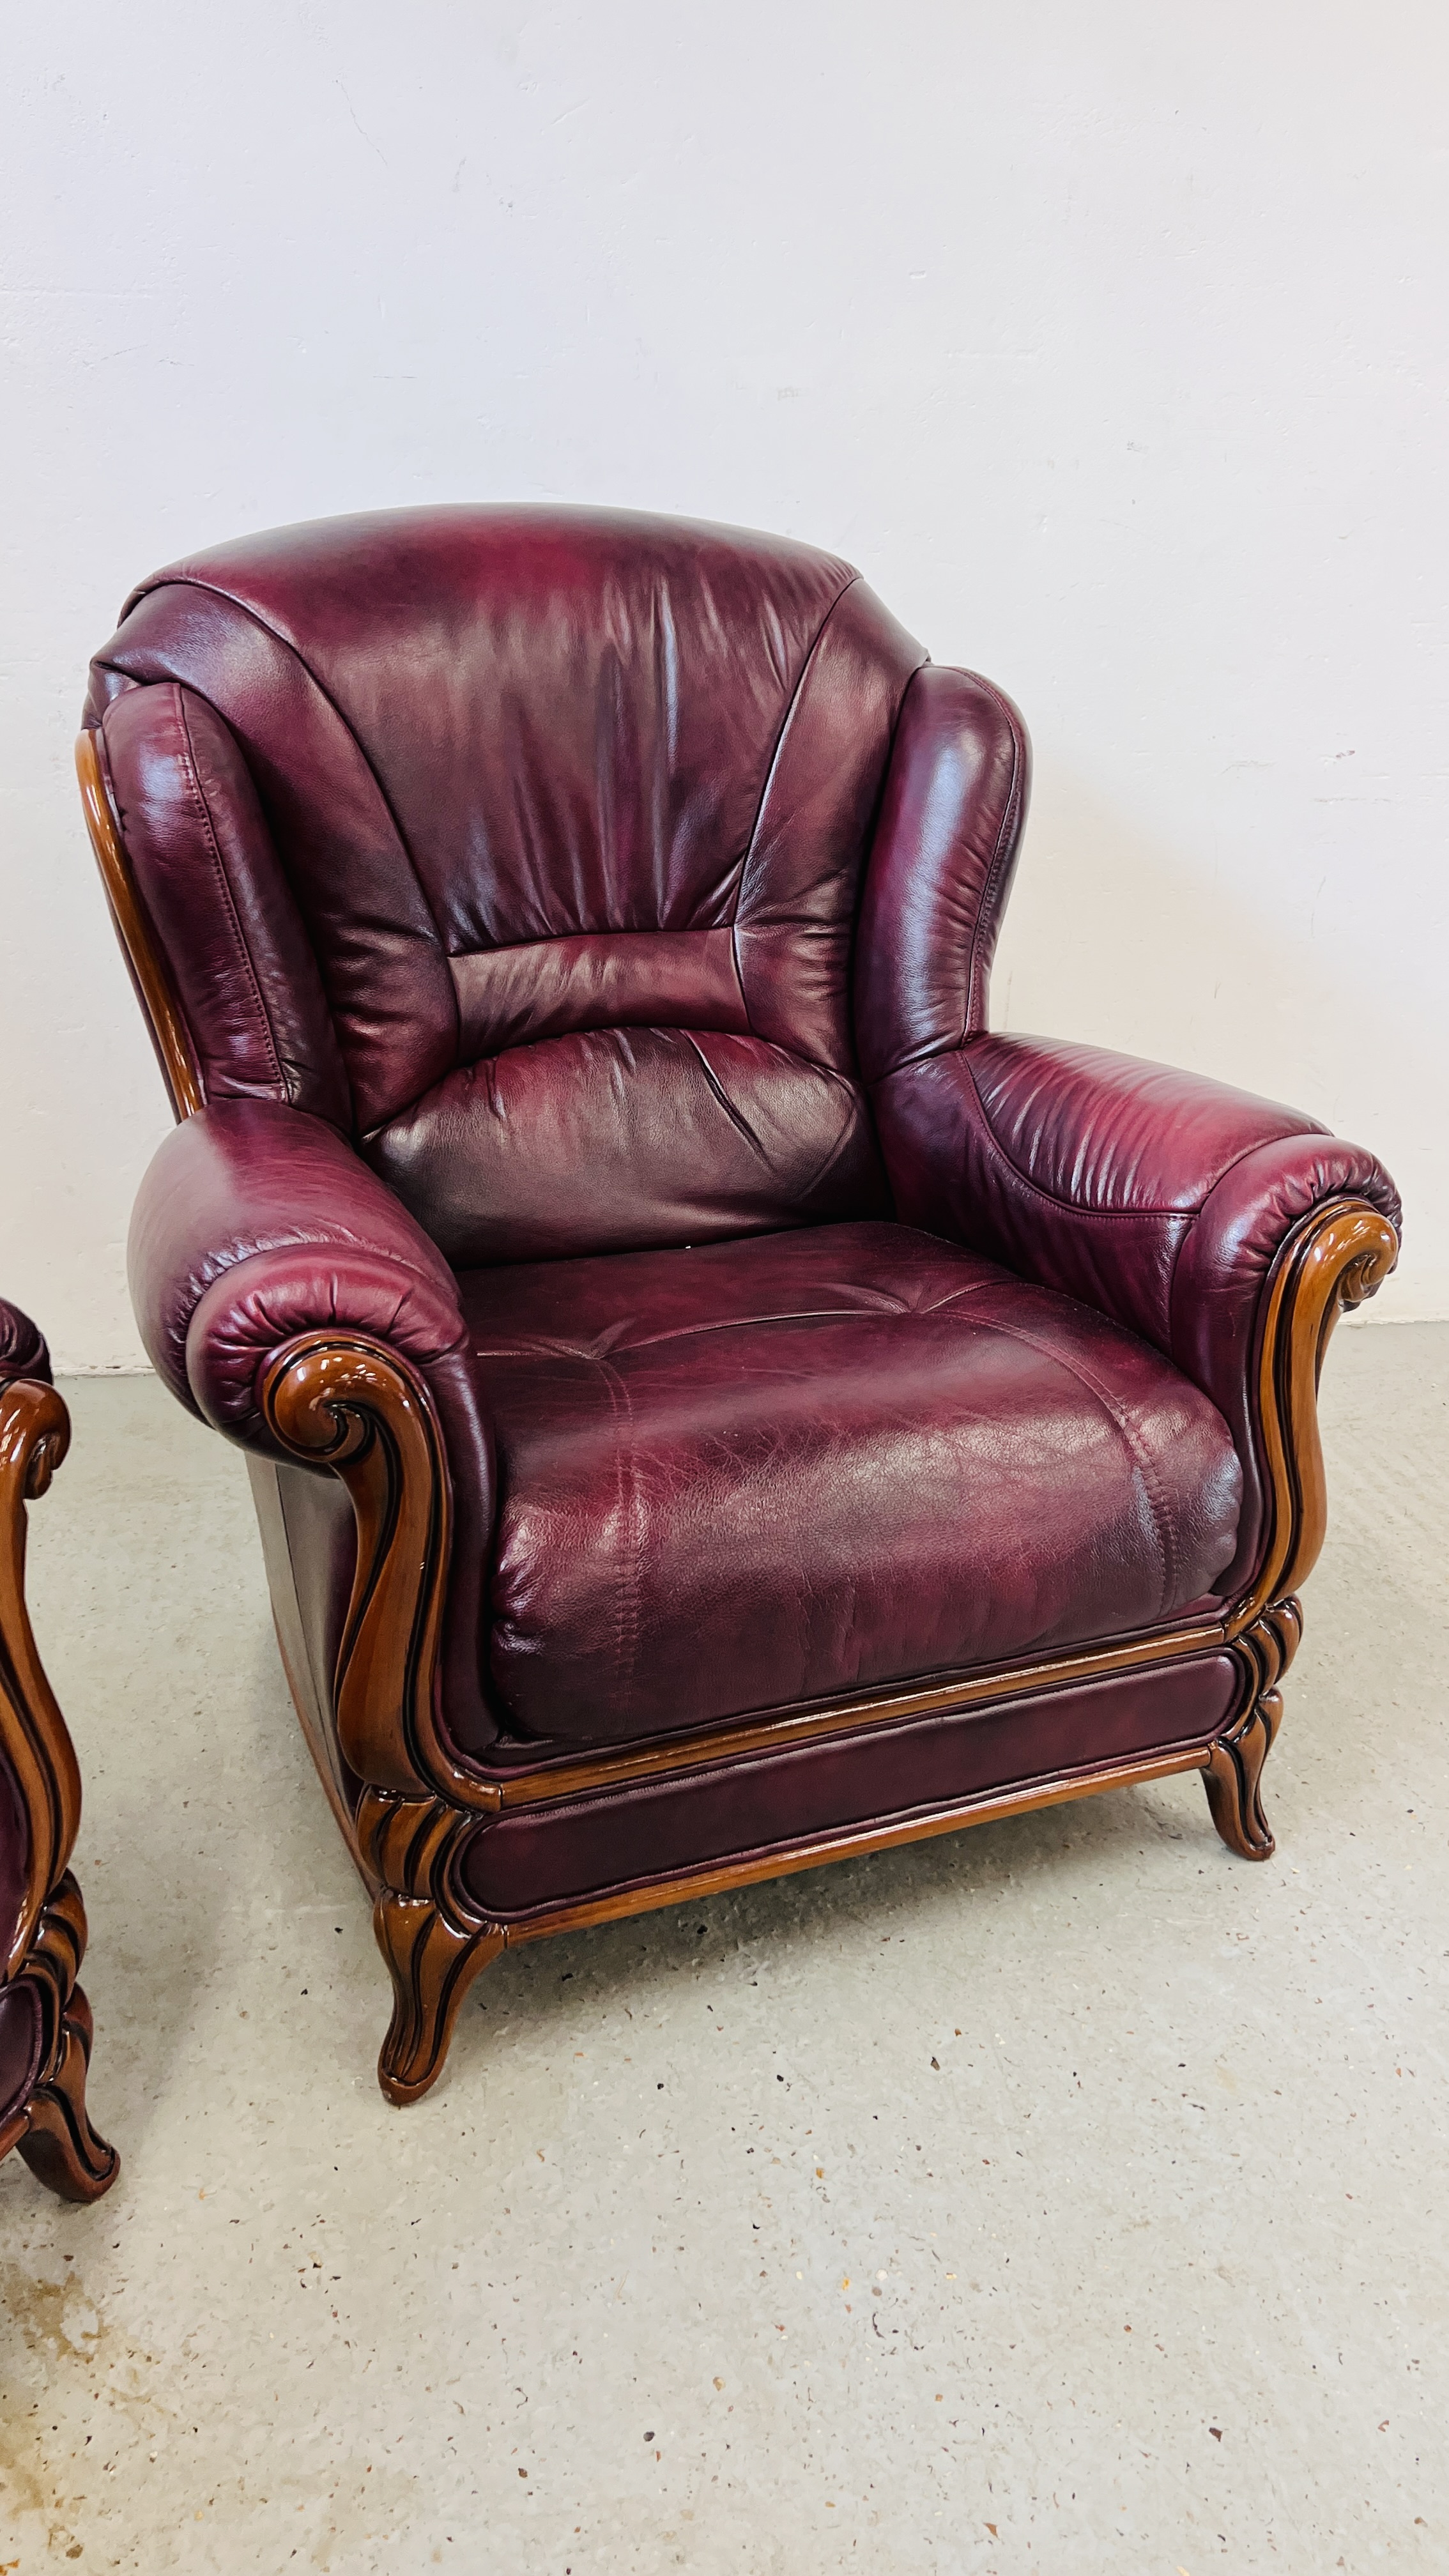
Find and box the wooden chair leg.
[1202,1600,1297,1863]
[360,1791,505,2106]
[1202,1709,1277,1860]
[374,1891,505,2107]
[16,1985,119,2204]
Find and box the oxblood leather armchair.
[0,1302,118,2197]
[78,508,1400,2106]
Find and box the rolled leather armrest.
[872,1031,1402,1595]
[129,1099,498,1751]
[128,1099,477,1446]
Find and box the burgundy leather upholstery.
[95,506,1401,1773]
[128,1100,497,1749]
[89,508,924,1261]
[852,679,1402,1591]
[863,1039,1399,1596]
[463,1222,1241,1743]
[0,1300,51,1388]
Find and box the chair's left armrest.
[128,1100,476,1449]
[128,1100,498,1783]
[872,1031,1401,1595]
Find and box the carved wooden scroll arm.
[1207,1195,1399,1862]
[259,1335,503,2103]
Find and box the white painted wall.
[2,1,1443,1365]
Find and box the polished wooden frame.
[0,1368,118,2199]
[77,723,1399,2108]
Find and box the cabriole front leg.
[13,1877,119,2203]
[260,1333,502,2104]
[1204,1599,1300,1861]
[358,1790,505,2106]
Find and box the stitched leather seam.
[449,933,750,1052]
[731,569,866,1062]
[171,689,287,1096]
[732,571,862,934]
[472,1275,1004,1363]
[448,925,732,962]
[963,1312,1180,1616]
[1163,1138,1335,1368]
[588,1356,641,1716]
[960,675,1027,1045]
[187,1230,464,1324]
[955,1049,1317,1222]
[793,1089,872,1206]
[123,579,463,1070]
[851,656,931,1084]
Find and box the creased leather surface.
[462,1221,1241,1744]
[461,1655,1239,1915]
[129,1102,498,1750]
[372,1031,885,1269]
[872,1036,1401,1595]
[856,664,1030,1078]
[450,927,748,1057]
[98,684,348,1124]
[89,507,924,1258]
[92,507,1400,1800]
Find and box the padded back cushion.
[89,508,927,1262]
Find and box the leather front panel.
[462,1221,1242,1743]
[460,1653,1241,1917]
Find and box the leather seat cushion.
[461,1221,1243,1746]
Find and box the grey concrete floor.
[1,1322,1445,2575]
